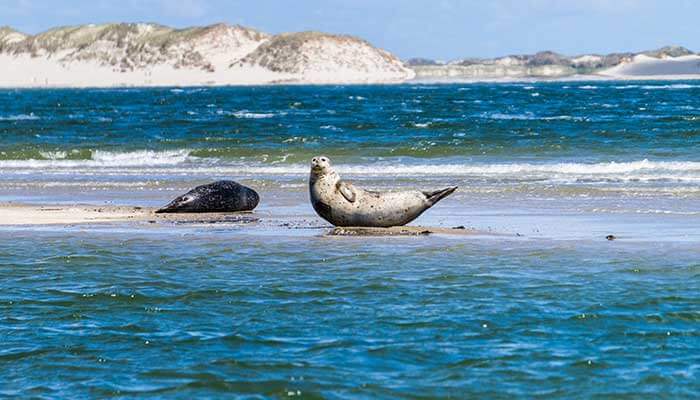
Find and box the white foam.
[2,157,700,184]
[485,112,582,121]
[591,208,700,216]
[162,160,700,184]
[640,84,700,90]
[232,110,280,119]
[614,83,700,90]
[215,110,281,119]
[92,150,191,166]
[38,151,68,160]
[0,113,40,121]
[0,150,192,168]
[332,159,700,176]
[486,112,534,120]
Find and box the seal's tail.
[424,186,458,205]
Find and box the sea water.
[0,83,699,397]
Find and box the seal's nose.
[155,198,182,213]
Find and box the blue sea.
[1,82,699,398]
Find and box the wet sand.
[0,203,259,226]
[327,225,480,236]
[0,202,492,238]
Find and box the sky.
[1,0,698,60]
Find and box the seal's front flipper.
[424,186,457,206]
[337,181,357,203]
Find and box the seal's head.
[155,193,197,213]
[310,156,332,176]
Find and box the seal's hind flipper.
[424,186,457,205]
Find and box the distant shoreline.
[1,23,698,88]
[410,54,700,83]
[2,75,700,90]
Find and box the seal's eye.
[321,157,327,162]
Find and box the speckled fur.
[309,156,457,227]
[156,180,259,213]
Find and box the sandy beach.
[0,202,261,226]
[0,202,489,239]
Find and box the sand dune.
[410,46,700,82]
[1,23,697,85]
[0,23,413,87]
[600,54,700,78]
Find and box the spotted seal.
[309,156,457,227]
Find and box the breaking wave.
[215,110,284,119]
[484,112,584,121]
[2,154,699,183]
[0,150,192,168]
[640,84,700,90]
[227,159,700,178]
[613,84,700,90]
[0,113,40,121]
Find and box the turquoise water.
[1,229,698,398]
[1,82,699,164]
[1,83,699,397]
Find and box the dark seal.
[156,180,260,213]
